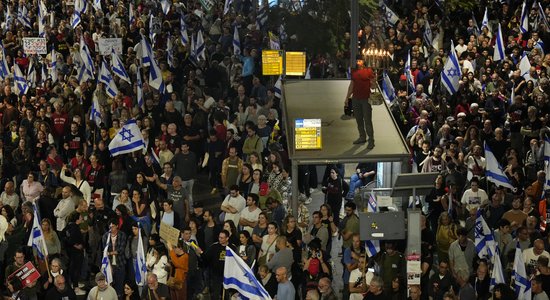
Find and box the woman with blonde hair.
[435,211,458,263]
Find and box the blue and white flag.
[92,0,101,12]
[140,35,163,90]
[520,0,529,33]
[274,76,282,98]
[404,50,414,89]
[14,64,29,96]
[365,193,380,257]
[129,3,135,24]
[101,232,113,284]
[27,204,48,259]
[99,60,119,98]
[482,7,489,30]
[538,2,550,30]
[381,71,396,103]
[27,59,36,88]
[160,0,171,15]
[441,40,461,95]
[166,34,174,68]
[423,21,432,46]
[80,37,95,77]
[256,4,268,29]
[90,94,103,127]
[223,247,272,300]
[305,63,311,79]
[544,138,550,190]
[149,14,156,45]
[135,223,147,286]
[383,5,400,26]
[224,0,233,15]
[18,4,31,28]
[136,67,144,110]
[0,42,9,80]
[5,6,13,30]
[108,119,145,156]
[50,49,57,83]
[180,15,189,46]
[475,209,496,259]
[233,26,241,56]
[38,0,48,37]
[189,34,197,64]
[493,24,505,62]
[509,83,515,106]
[490,248,505,291]
[111,49,131,84]
[280,24,287,42]
[196,30,206,60]
[485,142,515,189]
[513,242,532,300]
[519,53,531,79]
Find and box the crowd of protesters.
[0,0,549,299]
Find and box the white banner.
[98,38,123,55]
[23,38,47,55]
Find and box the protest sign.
[23,38,47,55]
[98,38,123,55]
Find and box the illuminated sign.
[262,50,283,75]
[295,119,322,150]
[285,51,306,76]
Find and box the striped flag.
[167,34,174,68]
[538,2,550,30]
[92,0,101,12]
[5,6,13,30]
[269,31,280,50]
[472,12,480,36]
[135,223,147,286]
[224,247,272,299]
[98,60,119,98]
[111,49,131,84]
[256,4,268,29]
[80,37,95,77]
[513,242,532,300]
[274,76,282,98]
[90,94,102,127]
[474,209,496,259]
[482,7,489,30]
[485,142,515,190]
[18,4,32,28]
[180,15,189,46]
[14,64,29,96]
[108,119,145,156]
[233,26,241,56]
[136,66,144,110]
[366,192,380,257]
[224,0,233,15]
[50,49,57,83]
[0,42,10,80]
[27,204,48,259]
[490,248,505,291]
[140,35,163,90]
[149,14,156,44]
[441,40,461,95]
[509,83,515,106]
[27,59,36,88]
[423,20,432,46]
[544,138,550,190]
[129,3,135,25]
[404,50,414,89]
[519,53,531,79]
[383,5,400,26]
[196,30,206,60]
[161,0,171,15]
[493,24,505,62]
[520,0,529,33]
[381,71,396,103]
[38,0,48,37]
[101,232,113,284]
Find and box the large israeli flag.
[513,242,532,300]
[38,0,47,37]
[493,24,505,62]
[13,64,29,96]
[224,247,272,300]
[18,4,31,28]
[381,71,396,103]
[98,60,119,98]
[196,30,206,60]
[90,95,102,127]
[441,40,461,95]
[108,119,145,156]
[27,204,48,259]
[485,142,515,189]
[475,210,496,259]
[520,0,529,33]
[101,232,113,284]
[80,37,95,77]
[383,5,400,26]
[135,223,147,286]
[140,35,163,90]
[111,50,131,84]
[423,21,432,46]
[0,42,10,80]
[256,4,268,29]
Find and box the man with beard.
[87,273,117,299]
[421,145,446,173]
[45,275,77,299]
[63,122,86,160]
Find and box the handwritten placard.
[159,222,180,246]
[23,38,47,55]
[98,38,123,55]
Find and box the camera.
[309,250,321,259]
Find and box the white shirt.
[222,194,246,224]
[349,268,374,300]
[240,206,261,234]
[54,197,75,231]
[461,188,489,212]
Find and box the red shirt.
[51,112,68,138]
[351,68,375,99]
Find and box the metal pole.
[350,0,358,69]
[291,161,299,217]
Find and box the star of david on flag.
[109,119,145,156]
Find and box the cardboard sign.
[376,196,392,207]
[98,38,123,55]
[23,38,47,55]
[7,262,41,288]
[159,222,180,246]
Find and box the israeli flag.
[404,50,414,90]
[149,14,156,44]
[27,204,48,259]
[27,59,36,88]
[166,34,174,68]
[0,42,10,80]
[160,0,171,15]
[493,24,505,62]
[136,66,144,110]
[93,0,101,12]
[90,94,102,127]
[140,35,163,90]
[38,0,48,37]
[135,223,147,286]
[196,30,206,60]
[423,21,432,46]
[189,35,197,65]
[274,76,282,98]
[484,142,515,190]
[482,7,489,30]
[101,232,114,284]
[490,248,505,291]
[99,60,119,98]
[233,26,241,56]
[513,242,532,300]
[223,247,272,300]
[474,210,496,259]
[224,0,233,15]
[256,4,268,29]
[538,2,550,30]
[108,119,145,156]
[544,138,550,190]
[381,71,396,103]
[129,3,135,24]
[14,64,29,96]
[383,5,400,26]
[305,63,311,79]
[5,6,13,30]
[80,37,95,76]
[441,40,461,95]
[365,193,380,257]
[111,50,131,84]
[180,15,189,46]
[519,53,531,79]
[509,83,515,106]
[18,4,31,28]
[50,49,57,83]
[520,0,529,33]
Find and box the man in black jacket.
[203,230,237,299]
[45,275,77,299]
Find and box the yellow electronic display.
[295,119,322,150]
[285,51,306,76]
[262,50,283,75]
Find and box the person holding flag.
[345,56,376,149]
[102,219,127,296]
